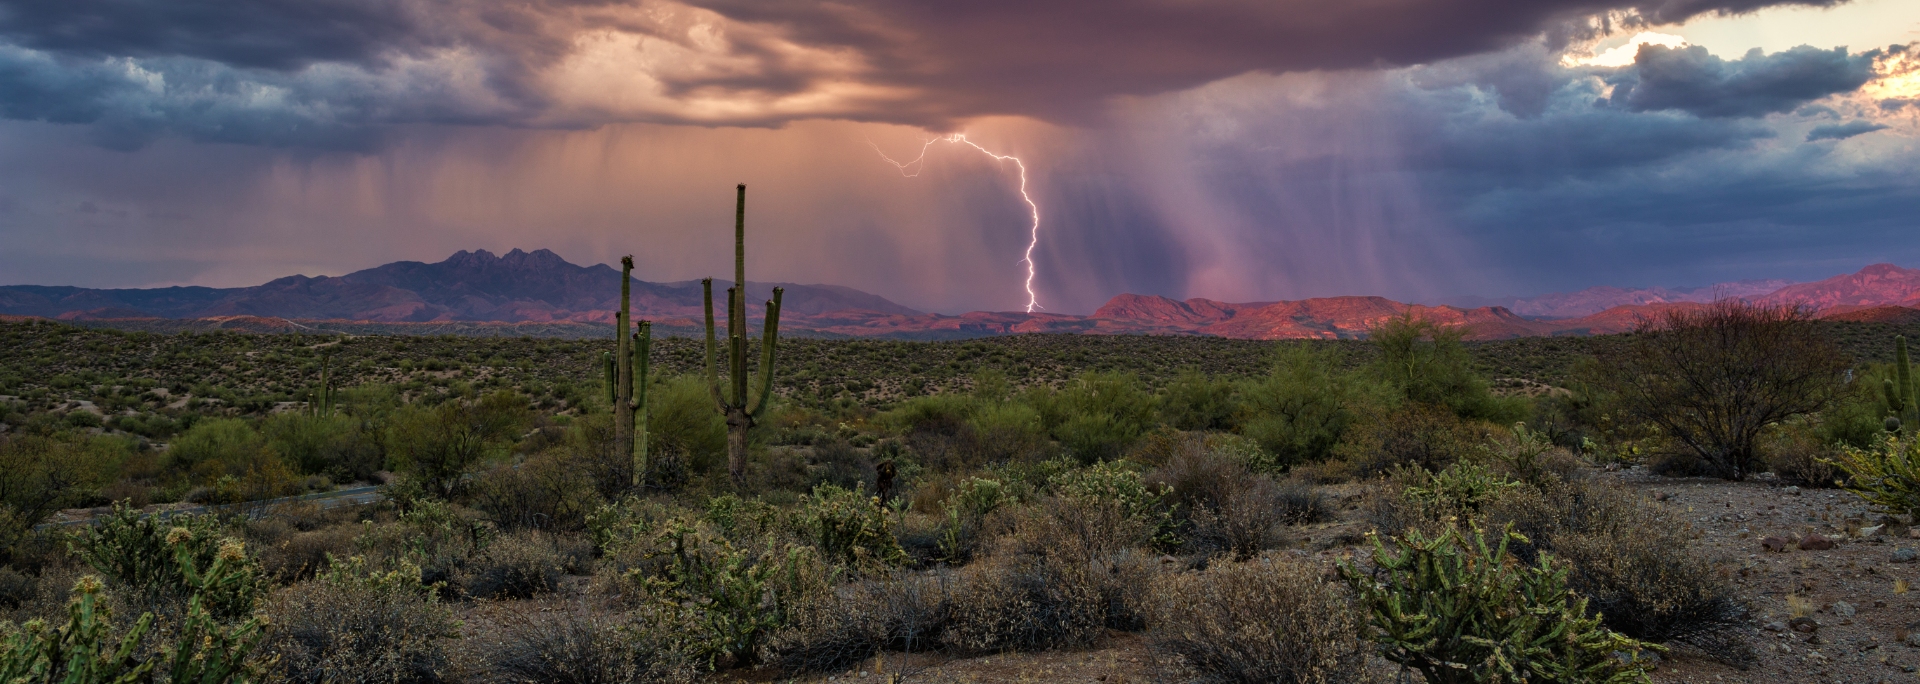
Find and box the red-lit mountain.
[3,255,1918,341]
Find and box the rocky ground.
[717,470,1920,684]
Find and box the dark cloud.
[0,0,432,70]
[1610,43,1876,118]
[1806,119,1889,141]
[0,0,1862,149]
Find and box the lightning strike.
[869,134,1044,313]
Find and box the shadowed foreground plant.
[1827,435,1920,517]
[1338,523,1659,684]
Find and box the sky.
[0,0,1916,314]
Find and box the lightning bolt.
[869,134,1044,313]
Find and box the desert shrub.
[1762,421,1845,488]
[767,570,956,674]
[617,517,832,668]
[168,418,266,473]
[1159,369,1238,432]
[1483,480,1751,665]
[262,413,383,482]
[1828,435,1920,516]
[1484,422,1584,484]
[1399,461,1518,514]
[1151,446,1318,559]
[1334,405,1487,476]
[1148,556,1373,684]
[68,504,266,621]
[1238,345,1378,468]
[266,556,459,684]
[799,484,907,568]
[1339,523,1659,684]
[966,401,1049,464]
[1051,460,1178,549]
[454,530,575,600]
[485,605,694,684]
[353,499,494,590]
[0,433,123,562]
[384,401,500,499]
[169,418,301,502]
[934,477,1012,563]
[467,449,603,531]
[1592,302,1848,479]
[946,550,1105,653]
[646,376,728,477]
[1048,372,1156,462]
[968,498,1164,636]
[1367,314,1524,423]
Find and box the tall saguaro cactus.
[705,184,783,484]
[609,256,652,489]
[1887,335,1917,432]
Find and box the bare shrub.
[1593,301,1848,479]
[1763,422,1844,488]
[944,500,1162,652]
[767,571,956,674]
[267,557,460,684]
[479,603,694,684]
[1149,556,1375,684]
[1484,480,1753,666]
[456,530,580,600]
[1333,405,1487,477]
[1154,447,1329,559]
[467,450,605,530]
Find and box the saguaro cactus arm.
[749,288,783,417]
[704,278,725,410]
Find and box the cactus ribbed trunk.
[1899,336,1916,427]
[612,256,635,485]
[705,184,783,485]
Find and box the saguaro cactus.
[610,256,653,489]
[308,353,333,417]
[1887,335,1917,433]
[705,184,783,484]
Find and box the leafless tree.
[1596,301,1848,479]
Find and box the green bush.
[261,413,382,482]
[1238,345,1377,468]
[1368,314,1525,423]
[1159,369,1238,432]
[1052,460,1177,550]
[168,418,268,473]
[1339,523,1658,684]
[647,376,728,477]
[1048,372,1156,462]
[0,433,123,560]
[1335,405,1488,476]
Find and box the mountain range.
[4,250,1920,340]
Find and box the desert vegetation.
[0,296,1916,681]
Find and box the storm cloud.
[0,0,1862,147]
[1611,43,1878,117]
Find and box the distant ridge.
[5,256,1920,341]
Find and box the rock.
[1908,632,1920,648]
[1790,616,1820,633]
[1653,491,1671,501]
[1832,601,1856,617]
[1910,528,1920,539]
[1799,533,1835,551]
[1763,536,1793,552]
[1893,548,1917,563]
[1785,486,1802,496]
[1860,524,1885,538]
[1764,621,1788,632]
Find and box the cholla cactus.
[1338,523,1660,684]
[1826,435,1920,517]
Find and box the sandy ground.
[714,470,1920,684]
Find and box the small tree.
[1595,302,1847,479]
[1368,314,1517,422]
